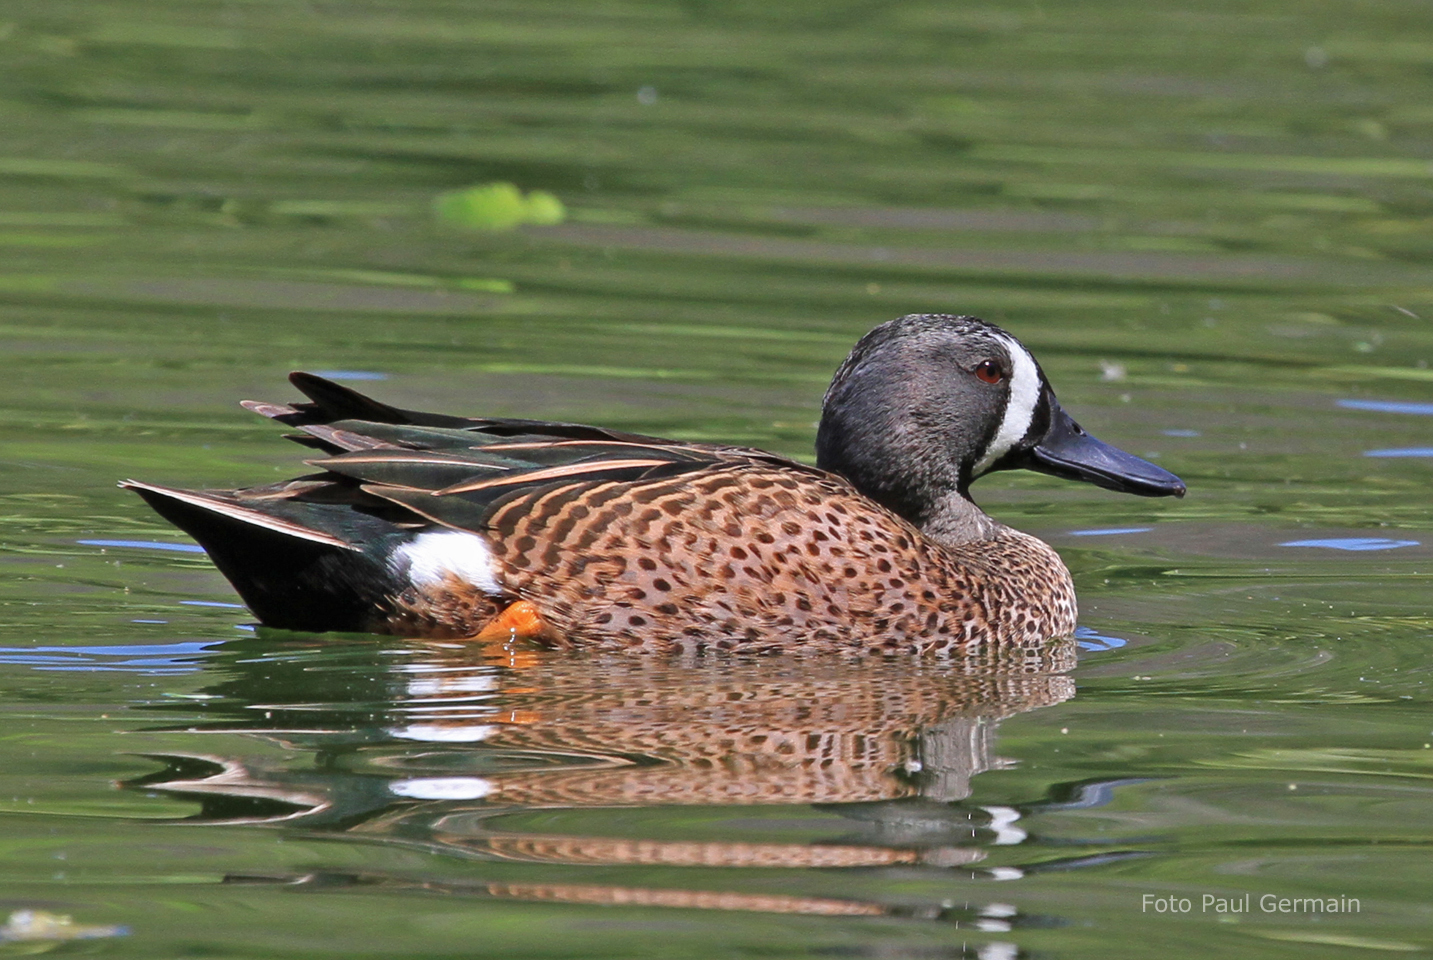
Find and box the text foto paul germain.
[1142,894,1360,914]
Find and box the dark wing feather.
[305,420,514,451]
[281,372,672,442]
[433,458,691,497]
[358,484,496,531]
[445,417,671,444]
[226,372,823,538]
[294,424,412,453]
[359,460,729,529]
[287,372,437,425]
[250,374,813,463]
[120,481,361,550]
[313,443,723,515]
[312,449,531,489]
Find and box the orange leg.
[474,600,551,670]
[474,599,551,642]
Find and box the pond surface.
[1,1,1431,956]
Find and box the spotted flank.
[123,314,1185,652]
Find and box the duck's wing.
[238,372,821,534]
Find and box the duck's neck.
[918,491,1004,548]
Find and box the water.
[1,0,1431,956]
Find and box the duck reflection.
[131,636,1074,921]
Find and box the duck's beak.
[1023,401,1186,498]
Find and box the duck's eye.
[974,360,1004,384]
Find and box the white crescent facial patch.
[972,334,1044,477]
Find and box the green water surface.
[0,1,1431,957]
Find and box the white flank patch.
[972,335,1043,476]
[390,529,503,595]
[388,776,494,800]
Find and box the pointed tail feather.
[287,372,411,424]
[121,481,358,550]
[120,481,403,633]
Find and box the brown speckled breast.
[466,463,1075,653]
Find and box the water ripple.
[1365,448,1433,458]
[0,641,223,674]
[1337,399,1433,416]
[78,539,206,554]
[1280,537,1419,551]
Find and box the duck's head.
[815,314,1185,528]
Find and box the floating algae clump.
[434,182,566,230]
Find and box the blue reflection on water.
[1068,527,1153,537]
[1366,448,1433,458]
[1075,626,1128,651]
[0,641,224,674]
[1280,537,1419,551]
[79,539,206,554]
[311,370,388,380]
[1337,399,1433,416]
[1035,777,1154,811]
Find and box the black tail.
[121,481,404,633]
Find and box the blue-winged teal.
[124,314,1184,653]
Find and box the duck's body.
[125,315,1183,653]
[378,465,1077,654]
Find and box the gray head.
[815,314,1184,529]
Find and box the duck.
[123,314,1185,654]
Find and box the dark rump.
[124,482,405,633]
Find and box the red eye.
[974,360,1003,384]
